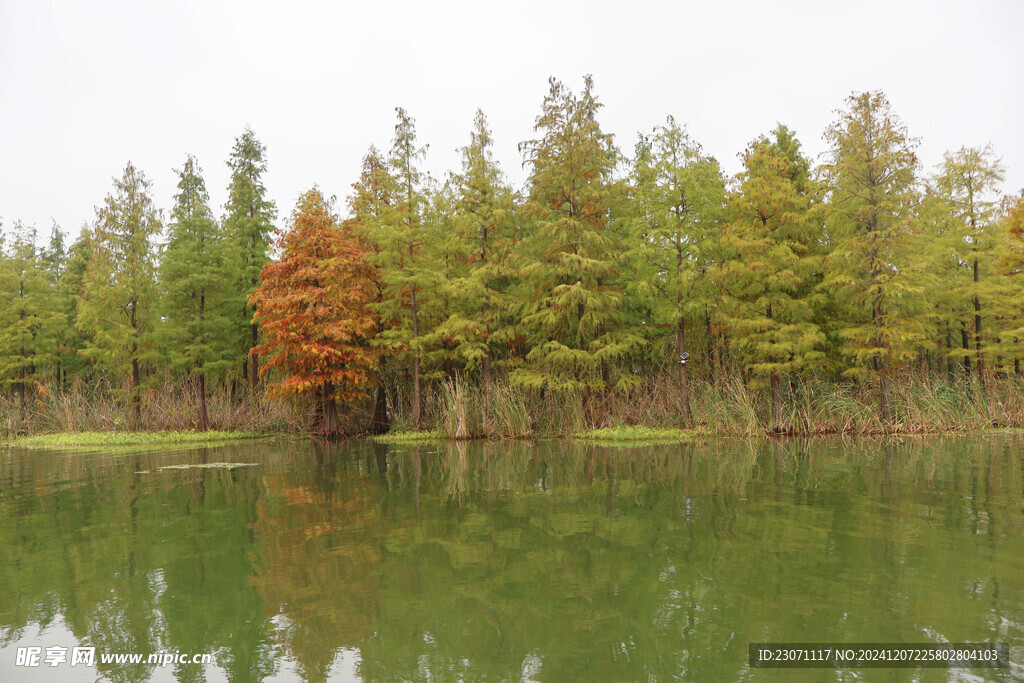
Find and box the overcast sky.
[2,0,1022,240]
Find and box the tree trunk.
[250,322,260,394]
[325,399,339,435]
[945,326,954,380]
[482,289,493,386]
[864,178,894,428]
[370,384,389,434]
[770,371,783,433]
[974,257,985,387]
[676,316,692,426]
[875,356,893,426]
[961,323,971,374]
[766,302,782,432]
[197,372,210,431]
[412,357,422,426]
[322,382,339,436]
[872,295,892,427]
[704,308,716,383]
[483,354,493,386]
[17,369,26,416]
[132,356,142,425]
[411,282,422,426]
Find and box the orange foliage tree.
[250,188,380,434]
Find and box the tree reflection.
[0,436,1022,681]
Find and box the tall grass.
[1,377,312,438]
[431,376,533,439]
[401,370,1024,438]
[7,368,1024,440]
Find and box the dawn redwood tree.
[821,91,929,424]
[933,145,1006,383]
[57,225,95,384]
[347,145,395,259]
[41,221,66,283]
[514,76,643,416]
[346,145,397,432]
[40,221,70,386]
[628,116,725,424]
[78,162,162,423]
[916,186,966,375]
[430,110,518,382]
[250,188,379,435]
[374,108,437,426]
[997,189,1024,371]
[718,126,826,430]
[224,127,277,393]
[160,155,236,430]
[0,222,63,414]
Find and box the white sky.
[2,0,1022,240]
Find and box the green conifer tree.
[224,127,277,393]
[54,225,96,386]
[821,92,929,423]
[160,155,237,430]
[41,221,67,283]
[933,145,1006,383]
[78,162,162,423]
[717,126,826,430]
[628,116,726,423]
[429,110,518,382]
[347,145,397,431]
[914,187,963,376]
[374,108,438,425]
[0,222,63,414]
[998,190,1024,372]
[40,221,71,386]
[514,76,643,417]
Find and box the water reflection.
[0,436,1022,680]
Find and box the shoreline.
[6,424,1024,451]
[4,430,272,450]
[371,425,1024,445]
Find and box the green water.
[0,436,1022,681]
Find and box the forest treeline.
[2,77,1023,437]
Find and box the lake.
[1,436,1022,681]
